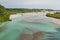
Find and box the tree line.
[6,8,54,14]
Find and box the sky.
[0,0,60,10]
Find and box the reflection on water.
[0,13,60,40]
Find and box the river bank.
[50,18,60,26]
[10,12,60,26]
[10,12,40,19]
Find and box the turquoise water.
[0,13,60,40]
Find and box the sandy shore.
[50,18,60,25]
[10,14,22,19]
[10,12,60,26]
[10,12,40,19]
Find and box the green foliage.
[6,8,41,14]
[0,4,10,23]
[6,8,54,14]
[46,12,60,19]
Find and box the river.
[0,12,60,40]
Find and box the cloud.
[0,0,57,5]
[22,0,50,5]
[0,0,60,9]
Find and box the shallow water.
[0,13,60,40]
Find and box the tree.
[0,4,10,22]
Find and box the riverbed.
[0,12,60,40]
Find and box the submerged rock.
[32,32,44,40]
[0,26,7,32]
[19,32,44,40]
[20,34,33,40]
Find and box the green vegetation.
[0,5,10,23]
[6,8,41,14]
[46,12,60,19]
[6,8,54,14]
